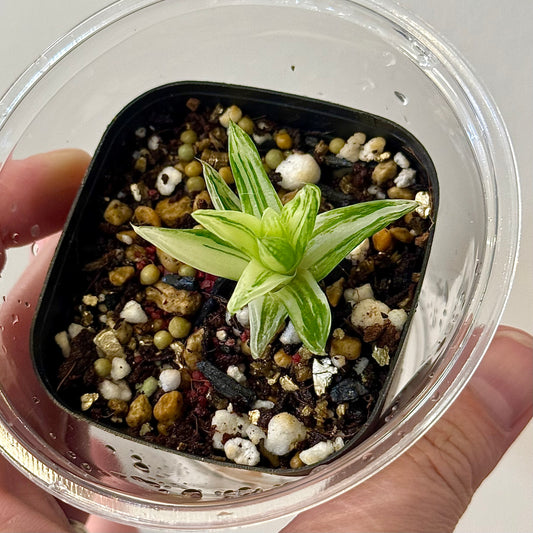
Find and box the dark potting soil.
[54,98,433,470]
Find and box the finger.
[0,458,72,533]
[0,149,90,249]
[283,326,533,533]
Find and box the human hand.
[283,326,533,533]
[0,150,137,533]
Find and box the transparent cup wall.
[0,0,519,529]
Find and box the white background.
[0,1,531,531]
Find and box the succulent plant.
[134,122,417,358]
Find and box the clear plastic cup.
[0,0,519,529]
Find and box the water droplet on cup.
[133,461,150,473]
[49,432,57,440]
[32,396,40,404]
[81,462,92,472]
[383,51,396,67]
[362,453,374,463]
[31,242,40,256]
[11,314,19,325]
[431,391,441,402]
[10,233,20,245]
[394,91,409,105]
[359,78,376,92]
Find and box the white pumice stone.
[68,323,84,339]
[211,410,250,449]
[359,137,387,162]
[224,438,260,466]
[299,440,335,465]
[135,127,147,138]
[312,358,338,396]
[253,132,272,145]
[350,298,390,330]
[99,379,132,401]
[367,185,386,199]
[156,166,182,196]
[216,329,228,342]
[346,238,370,265]
[280,321,301,345]
[120,300,148,324]
[393,151,411,169]
[227,365,246,384]
[344,283,375,306]
[54,331,70,357]
[394,168,417,188]
[111,357,131,380]
[252,399,275,410]
[130,183,142,202]
[333,436,345,451]
[331,354,346,368]
[235,306,250,328]
[337,132,366,162]
[147,135,161,151]
[388,308,408,331]
[246,424,267,445]
[415,191,431,218]
[159,368,181,391]
[264,412,307,456]
[276,153,321,190]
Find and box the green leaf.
[260,208,285,239]
[201,160,242,211]
[301,200,418,280]
[191,209,261,260]
[227,260,294,314]
[248,294,288,359]
[227,121,282,218]
[257,236,298,274]
[273,269,331,355]
[133,225,247,281]
[281,183,321,258]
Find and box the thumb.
[283,326,533,533]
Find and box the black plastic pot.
[31,81,438,476]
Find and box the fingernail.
[470,328,533,433]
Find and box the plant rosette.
[135,121,418,361]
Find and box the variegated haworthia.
[134,121,417,358]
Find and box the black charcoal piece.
[161,274,199,291]
[330,378,360,403]
[196,360,256,407]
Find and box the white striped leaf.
[302,200,418,281]
[201,160,241,211]
[228,121,282,218]
[273,269,331,355]
[281,183,321,258]
[260,207,285,240]
[132,225,248,281]
[227,260,293,314]
[257,236,298,274]
[248,294,288,359]
[191,209,261,260]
